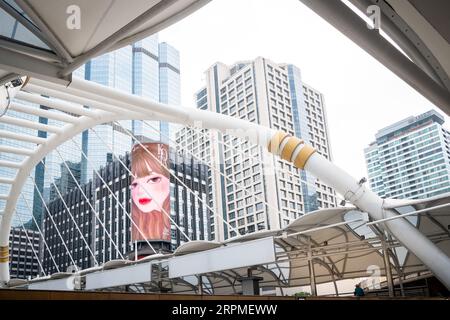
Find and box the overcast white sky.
[159,0,449,180]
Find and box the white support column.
[307,240,317,296]
[308,263,317,296]
[198,275,203,295]
[381,237,395,297]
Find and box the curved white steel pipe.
[30,77,277,147]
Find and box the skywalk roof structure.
[299,0,450,116]
[0,0,210,84]
[8,193,449,294]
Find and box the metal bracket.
[73,275,85,290]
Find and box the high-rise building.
[82,44,134,184]
[8,227,40,280]
[159,42,181,143]
[132,36,160,142]
[42,150,210,273]
[287,65,334,212]
[365,110,450,199]
[176,57,336,241]
[158,43,181,106]
[49,161,82,201]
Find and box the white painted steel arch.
[0,77,450,290]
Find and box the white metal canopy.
[0,0,210,83]
[299,0,450,116]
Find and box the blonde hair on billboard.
[131,143,169,178]
[131,143,171,242]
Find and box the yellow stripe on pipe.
[268,131,316,169]
[281,137,303,162]
[0,257,9,263]
[267,131,289,154]
[0,246,8,254]
[294,145,316,169]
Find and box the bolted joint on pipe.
[267,130,316,169]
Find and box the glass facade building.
[159,42,181,143]
[83,45,134,184]
[82,35,181,183]
[288,65,318,212]
[132,36,160,141]
[365,110,450,199]
[158,42,181,105]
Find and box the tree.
[294,291,311,298]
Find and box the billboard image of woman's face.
[131,143,170,242]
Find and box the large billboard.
[131,142,171,242]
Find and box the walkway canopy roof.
[172,192,448,289]
[299,0,450,116]
[17,193,447,293]
[0,0,210,84]
[159,192,449,294]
